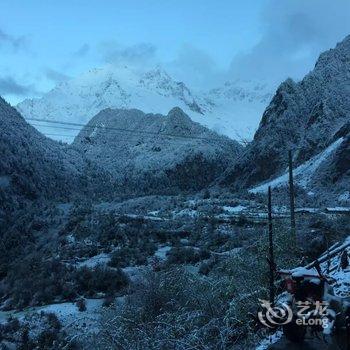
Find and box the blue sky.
[1,0,350,104]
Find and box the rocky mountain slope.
[314,134,350,200]
[16,65,273,142]
[0,97,115,213]
[0,93,242,209]
[220,34,350,199]
[72,107,243,193]
[0,97,80,202]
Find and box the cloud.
[98,42,223,88]
[0,76,34,96]
[0,29,27,52]
[45,68,70,83]
[229,0,350,83]
[73,43,90,57]
[166,44,225,88]
[100,42,157,66]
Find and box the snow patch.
[338,191,350,203]
[77,253,111,268]
[223,205,246,213]
[255,330,283,350]
[154,245,172,260]
[250,138,344,194]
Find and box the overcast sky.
[1,0,350,104]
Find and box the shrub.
[167,247,210,265]
[1,313,75,350]
[97,268,245,349]
[102,295,115,308]
[76,298,87,312]
[109,241,157,268]
[4,253,76,308]
[74,265,129,296]
[109,247,147,268]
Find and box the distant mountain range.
[0,96,241,212]
[16,65,274,143]
[4,34,350,204]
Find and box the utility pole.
[267,186,275,305]
[288,150,296,239]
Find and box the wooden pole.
[288,150,296,239]
[268,186,275,305]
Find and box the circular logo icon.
[258,299,293,328]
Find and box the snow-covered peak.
[206,79,274,104]
[17,65,275,143]
[313,34,350,74]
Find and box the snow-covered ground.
[41,299,103,336]
[250,138,344,194]
[76,253,111,268]
[223,205,246,213]
[0,298,104,337]
[255,331,283,350]
[154,245,172,260]
[173,208,199,218]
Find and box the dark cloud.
[45,68,70,83]
[101,42,157,66]
[74,43,90,57]
[230,0,350,83]
[0,29,27,51]
[0,76,34,96]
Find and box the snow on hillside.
[16,64,274,143]
[220,35,350,191]
[320,236,350,298]
[249,137,345,194]
[202,80,274,141]
[72,107,242,193]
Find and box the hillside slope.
[0,97,115,212]
[220,35,350,196]
[0,97,82,202]
[72,107,243,193]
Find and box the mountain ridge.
[16,64,274,143]
[219,34,350,199]
[72,107,243,193]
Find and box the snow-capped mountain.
[72,107,242,193]
[220,34,350,200]
[1,90,242,202]
[202,80,274,141]
[16,64,274,143]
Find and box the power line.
[27,117,225,142]
[32,124,82,132]
[44,133,75,138]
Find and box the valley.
[1,32,350,350]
